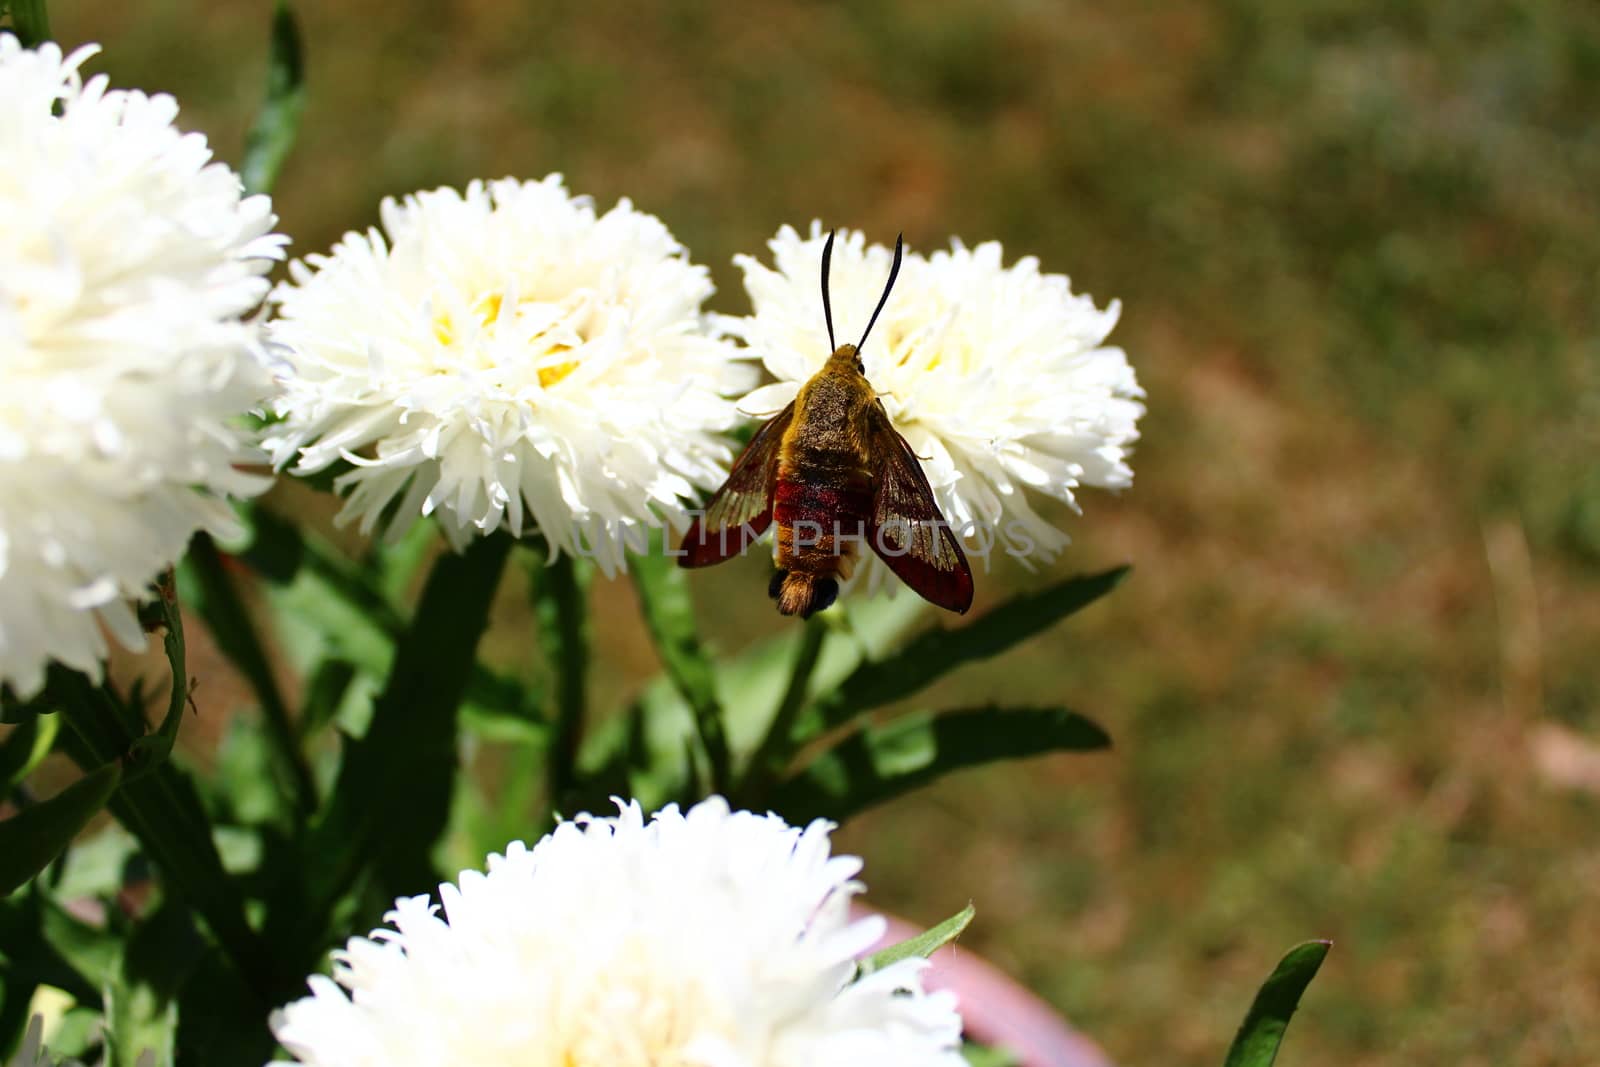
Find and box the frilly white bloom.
[264,176,756,572]
[724,224,1144,568]
[0,38,284,700]
[271,797,966,1067]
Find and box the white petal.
[267,177,751,568]
[271,797,968,1067]
[0,37,279,698]
[737,381,801,416]
[726,226,1145,573]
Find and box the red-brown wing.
[865,406,974,613]
[678,402,795,567]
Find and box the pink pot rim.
[856,905,1114,1067]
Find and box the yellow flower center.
[552,945,730,1067]
[430,289,584,387]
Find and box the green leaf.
[296,532,513,933]
[7,0,48,47]
[857,902,975,977]
[629,541,731,792]
[0,762,121,896]
[239,2,305,196]
[1222,941,1332,1067]
[182,535,315,814]
[0,713,58,792]
[961,1043,1020,1067]
[771,706,1109,823]
[800,566,1129,741]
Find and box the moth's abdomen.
[771,448,871,617]
[774,478,871,563]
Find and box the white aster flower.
[0,37,284,700]
[271,796,966,1067]
[265,176,756,572]
[723,224,1144,569]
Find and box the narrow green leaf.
[1222,941,1332,1067]
[0,713,58,792]
[239,2,305,196]
[772,705,1109,823]
[858,903,974,977]
[50,669,288,1010]
[629,542,731,792]
[530,546,590,810]
[0,762,121,896]
[7,0,48,47]
[182,535,315,813]
[800,567,1129,740]
[297,532,513,926]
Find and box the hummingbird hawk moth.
[679,231,974,618]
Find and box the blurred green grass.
[52,0,1600,1063]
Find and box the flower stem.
[739,615,828,802]
[532,547,590,814]
[186,535,317,814]
[9,0,50,47]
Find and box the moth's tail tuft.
[775,573,839,618]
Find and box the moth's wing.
[679,402,795,567]
[865,406,974,613]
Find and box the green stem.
[629,543,732,794]
[533,549,590,813]
[239,1,305,197]
[49,668,286,1006]
[740,616,827,801]
[9,0,50,47]
[187,535,316,813]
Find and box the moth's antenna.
[820,229,838,351]
[857,233,903,353]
